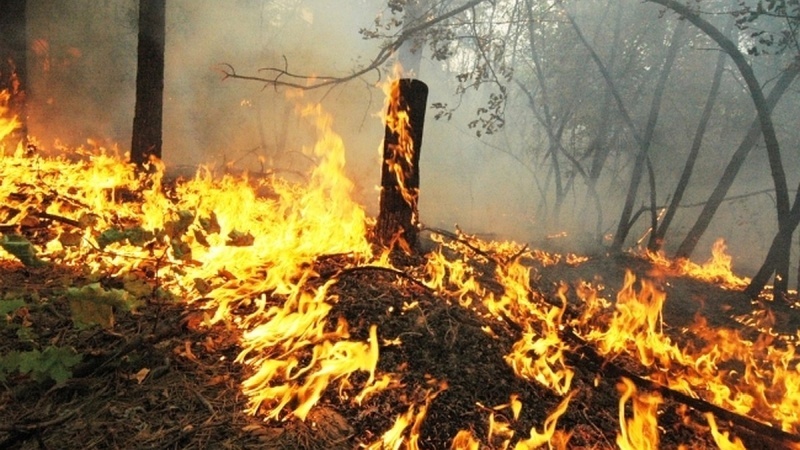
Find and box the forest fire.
[646,239,751,290]
[1,85,800,449]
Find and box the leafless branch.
[218,0,491,90]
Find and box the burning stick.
[376,78,428,252]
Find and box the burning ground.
[2,103,800,449]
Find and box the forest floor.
[1,240,798,450]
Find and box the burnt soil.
[1,240,799,449]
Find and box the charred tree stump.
[376,78,428,251]
[0,0,28,147]
[130,0,166,168]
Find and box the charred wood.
[376,78,428,252]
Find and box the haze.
[22,0,800,283]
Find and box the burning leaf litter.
[1,95,799,448]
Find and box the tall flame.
[380,64,417,208]
[0,89,21,150]
[616,378,662,450]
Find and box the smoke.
[21,0,800,283]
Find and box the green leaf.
[0,298,26,316]
[65,283,140,329]
[96,227,154,249]
[226,229,255,247]
[96,228,127,249]
[7,346,82,384]
[0,234,48,267]
[164,210,194,239]
[39,347,82,384]
[0,351,23,382]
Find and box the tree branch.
[218,0,491,90]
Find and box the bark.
[649,22,730,252]
[584,2,622,240]
[524,1,564,224]
[744,184,800,300]
[0,0,28,147]
[610,21,685,252]
[674,63,800,258]
[376,79,428,251]
[649,0,790,231]
[130,0,166,167]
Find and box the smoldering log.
[376,78,428,251]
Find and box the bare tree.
[649,0,799,299]
[608,19,685,253]
[648,20,733,252]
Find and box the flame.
[576,270,800,435]
[380,64,417,208]
[616,378,662,450]
[0,90,21,148]
[0,101,391,425]
[705,413,746,450]
[583,270,678,368]
[364,380,447,450]
[461,391,573,449]
[514,391,574,450]
[647,238,750,289]
[451,430,481,450]
[5,81,800,446]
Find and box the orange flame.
[616,378,662,450]
[514,391,574,449]
[0,90,21,149]
[365,380,447,450]
[705,413,746,450]
[647,238,750,289]
[380,64,417,208]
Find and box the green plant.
[64,283,141,329]
[0,346,82,384]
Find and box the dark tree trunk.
[0,0,28,147]
[649,0,800,299]
[130,0,165,167]
[649,2,791,289]
[744,187,800,300]
[611,21,684,252]
[674,63,799,259]
[376,79,428,251]
[649,23,729,252]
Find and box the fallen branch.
[423,226,501,264]
[561,328,800,445]
[71,320,183,378]
[30,211,83,228]
[0,409,77,433]
[326,265,433,293]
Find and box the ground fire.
[1,81,800,449]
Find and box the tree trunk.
[650,0,791,249]
[744,186,800,300]
[649,22,730,252]
[376,78,428,251]
[130,0,166,167]
[0,0,28,147]
[649,0,800,298]
[674,63,799,259]
[610,21,685,252]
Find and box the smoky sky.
[22,0,800,281]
